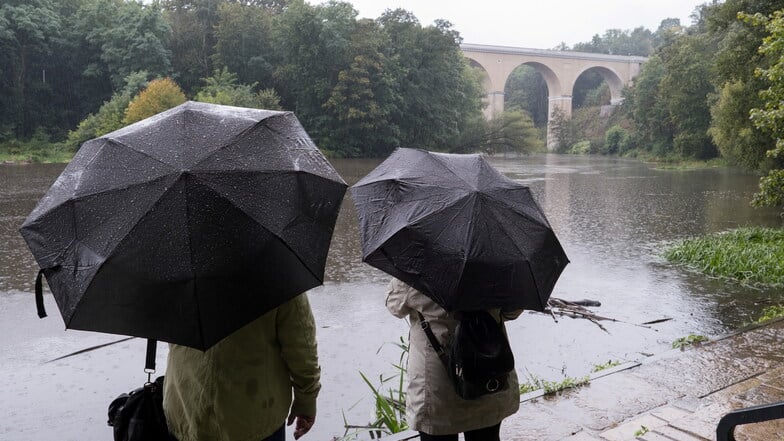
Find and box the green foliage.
[194,67,281,109]
[450,110,544,155]
[519,373,590,395]
[591,360,622,373]
[504,65,548,127]
[123,77,186,125]
[340,336,409,440]
[65,71,151,150]
[745,10,784,215]
[634,425,650,437]
[0,128,71,163]
[664,227,784,287]
[603,125,628,155]
[753,305,784,325]
[672,334,708,349]
[572,27,654,56]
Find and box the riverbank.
[0,140,73,164]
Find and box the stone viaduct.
[461,43,646,146]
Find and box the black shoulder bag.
[107,339,173,441]
[418,310,515,400]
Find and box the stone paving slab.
[500,319,784,441]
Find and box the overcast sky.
[342,0,708,49]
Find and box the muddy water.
[0,155,782,440]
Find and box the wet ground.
[385,317,784,441]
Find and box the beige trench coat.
[385,278,521,435]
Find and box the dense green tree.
[162,0,221,93]
[706,0,779,170]
[75,0,171,89]
[572,27,654,56]
[0,0,62,138]
[658,32,718,159]
[212,2,276,88]
[626,55,673,150]
[322,19,400,157]
[194,67,281,109]
[450,110,543,154]
[747,10,784,212]
[272,0,357,140]
[504,65,548,128]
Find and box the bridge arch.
[461,43,645,148]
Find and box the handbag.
[107,339,174,441]
[418,311,515,400]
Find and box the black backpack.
[418,310,515,400]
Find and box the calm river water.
[1,154,782,440]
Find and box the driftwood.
[545,297,667,333]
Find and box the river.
[0,154,782,440]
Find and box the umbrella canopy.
[351,148,567,312]
[20,101,347,350]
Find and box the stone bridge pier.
[461,43,645,149]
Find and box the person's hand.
[287,413,315,439]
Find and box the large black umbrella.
[20,101,347,350]
[351,148,568,312]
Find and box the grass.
[663,227,784,288]
[591,360,622,373]
[634,425,650,437]
[0,137,73,164]
[753,305,784,325]
[519,373,591,395]
[672,334,708,349]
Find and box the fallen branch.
[544,297,655,332]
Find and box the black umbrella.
[350,148,568,312]
[20,101,347,350]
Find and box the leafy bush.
[604,125,628,155]
[123,78,187,125]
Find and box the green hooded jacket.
[163,293,320,441]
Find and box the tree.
[66,71,151,150]
[450,110,543,155]
[75,0,171,89]
[162,0,221,93]
[194,67,281,109]
[212,2,276,88]
[504,65,548,127]
[747,10,784,213]
[123,77,187,124]
[0,0,62,138]
[322,18,400,157]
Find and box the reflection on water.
[0,155,782,440]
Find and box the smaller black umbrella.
[351,148,568,312]
[20,101,347,350]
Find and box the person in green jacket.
[163,293,321,441]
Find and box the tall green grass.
[664,227,784,287]
[0,134,73,164]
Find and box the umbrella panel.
[66,174,322,349]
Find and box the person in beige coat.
[386,278,521,441]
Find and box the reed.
[663,227,784,287]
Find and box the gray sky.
[341,0,708,49]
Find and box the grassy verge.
[0,139,73,164]
[626,150,727,170]
[663,227,784,287]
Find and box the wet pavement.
[500,317,784,441]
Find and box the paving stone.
[650,406,692,424]
[650,424,708,440]
[501,401,582,441]
[536,374,671,432]
[557,430,603,441]
[600,414,666,441]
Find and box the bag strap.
[145,339,157,384]
[35,269,47,318]
[416,311,450,370]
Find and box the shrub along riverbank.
[0,137,72,164]
[664,227,784,287]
